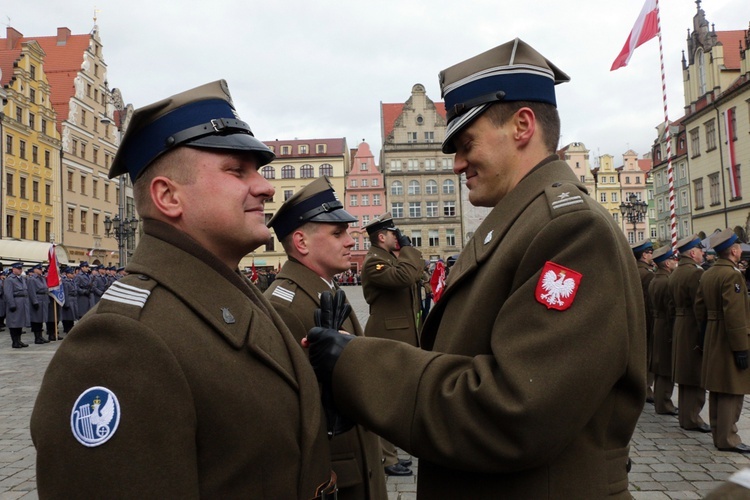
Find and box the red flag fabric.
[251,259,259,282]
[47,244,65,306]
[610,0,659,71]
[430,260,446,302]
[725,108,741,199]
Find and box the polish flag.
[87,249,94,257]
[430,260,446,302]
[725,108,741,199]
[611,0,659,71]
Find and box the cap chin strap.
[297,200,344,221]
[165,118,254,148]
[446,91,506,122]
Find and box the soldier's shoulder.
[265,278,299,305]
[542,182,591,219]
[94,274,159,320]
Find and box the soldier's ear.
[150,176,183,219]
[292,230,310,256]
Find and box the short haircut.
[133,146,198,215]
[484,101,561,153]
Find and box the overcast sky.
[8,0,750,167]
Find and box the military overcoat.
[695,258,750,394]
[330,158,646,498]
[638,261,655,366]
[648,267,675,377]
[669,257,704,386]
[361,245,423,346]
[27,274,49,324]
[266,259,387,500]
[60,276,78,322]
[4,273,30,328]
[74,272,94,319]
[31,220,332,499]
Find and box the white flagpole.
[656,0,677,251]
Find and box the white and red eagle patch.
[535,261,582,311]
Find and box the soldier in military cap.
[305,38,646,497]
[632,239,656,403]
[695,229,750,453]
[669,234,711,433]
[265,176,387,499]
[73,261,94,319]
[648,245,679,415]
[4,262,30,348]
[59,266,77,337]
[31,80,335,498]
[26,264,50,345]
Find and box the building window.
[390,160,402,172]
[361,195,369,206]
[16,106,22,122]
[426,180,438,194]
[391,181,403,195]
[350,195,358,207]
[33,220,39,241]
[689,128,700,158]
[93,148,99,165]
[72,139,78,156]
[408,160,419,171]
[5,134,12,155]
[443,201,456,217]
[93,213,99,235]
[19,177,27,199]
[680,190,688,208]
[261,166,275,179]
[6,215,13,236]
[411,230,422,247]
[428,229,439,247]
[425,159,436,171]
[391,202,403,218]
[298,145,308,154]
[611,192,618,202]
[600,192,606,203]
[443,179,455,194]
[300,164,314,178]
[20,217,27,239]
[67,171,74,191]
[32,181,39,202]
[281,165,295,179]
[625,176,630,184]
[80,142,86,159]
[709,173,720,205]
[19,140,26,159]
[104,184,110,201]
[409,202,422,217]
[29,112,35,129]
[320,164,333,177]
[360,162,368,171]
[81,109,87,127]
[6,173,13,196]
[426,201,438,217]
[446,229,456,246]
[29,88,36,103]
[705,119,717,151]
[92,179,98,198]
[361,215,369,226]
[45,184,51,205]
[373,194,381,206]
[80,211,87,233]
[424,131,434,143]
[408,180,421,195]
[41,119,47,135]
[362,179,368,187]
[657,198,664,213]
[284,190,293,201]
[372,178,379,187]
[407,132,418,143]
[67,208,75,231]
[441,158,453,170]
[281,146,291,155]
[316,144,326,154]
[351,179,357,188]
[45,221,51,242]
[80,175,86,195]
[30,64,36,79]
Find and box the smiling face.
[167,148,275,268]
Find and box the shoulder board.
[97,274,157,319]
[544,182,587,218]
[270,282,297,303]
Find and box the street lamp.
[103,214,139,267]
[619,193,648,241]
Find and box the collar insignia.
[222,307,236,324]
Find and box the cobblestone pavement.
[2,285,749,499]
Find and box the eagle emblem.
[535,261,582,311]
[70,386,121,447]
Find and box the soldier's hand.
[394,229,412,247]
[32,303,39,310]
[9,306,16,313]
[734,350,749,370]
[314,291,352,331]
[306,327,354,385]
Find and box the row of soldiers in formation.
[2,261,126,348]
[637,228,750,454]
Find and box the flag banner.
[87,249,94,257]
[725,108,741,199]
[251,259,259,282]
[611,0,659,71]
[430,260,446,302]
[47,244,65,306]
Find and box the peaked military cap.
[652,245,676,264]
[109,80,275,182]
[439,37,570,154]
[267,176,356,240]
[364,212,397,236]
[630,239,653,255]
[676,234,703,253]
[80,261,90,267]
[710,228,740,253]
[11,262,23,269]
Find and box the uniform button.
[137,275,149,280]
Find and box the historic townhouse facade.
[619,150,651,244]
[345,141,385,272]
[381,83,462,262]
[593,154,622,227]
[258,137,348,271]
[0,33,61,249]
[559,142,596,194]
[680,5,750,239]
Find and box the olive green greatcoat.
[30,220,332,499]
[265,260,387,500]
[649,268,675,376]
[361,245,423,346]
[669,257,705,386]
[638,261,656,368]
[695,258,750,394]
[330,158,646,498]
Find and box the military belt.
[707,311,724,320]
[36,291,48,295]
[310,470,337,500]
[13,292,27,297]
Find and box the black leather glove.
[394,228,412,247]
[9,306,16,313]
[734,350,749,370]
[32,303,39,310]
[314,290,352,331]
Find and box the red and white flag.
[47,244,65,306]
[87,249,94,257]
[430,260,446,302]
[611,0,659,71]
[725,108,741,199]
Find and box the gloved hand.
[394,229,412,248]
[307,326,356,437]
[9,306,16,313]
[734,350,749,370]
[314,290,352,331]
[32,303,39,310]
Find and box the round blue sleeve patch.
[70,386,121,447]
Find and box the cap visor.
[442,104,490,154]
[187,133,275,166]
[309,209,358,224]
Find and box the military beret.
[109,80,275,182]
[439,37,570,154]
[710,228,740,253]
[631,239,653,255]
[364,212,397,236]
[652,245,676,264]
[676,234,703,253]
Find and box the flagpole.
[655,0,677,251]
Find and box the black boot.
[17,331,29,347]
[34,331,49,344]
[11,331,26,348]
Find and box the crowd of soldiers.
[637,230,750,454]
[2,261,126,348]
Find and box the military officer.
[73,261,93,319]
[633,239,656,403]
[91,265,108,305]
[305,38,646,498]
[0,269,6,331]
[265,176,387,500]
[361,212,423,476]
[31,80,335,498]
[4,262,30,348]
[59,267,78,337]
[27,264,50,345]
[670,234,711,433]
[695,228,750,453]
[648,245,679,415]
